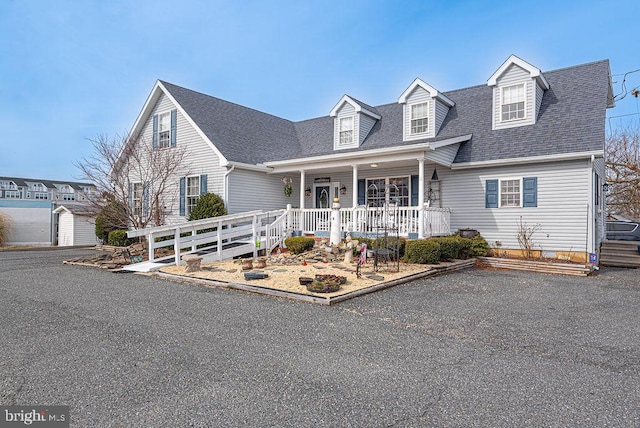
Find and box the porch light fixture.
[340,185,347,195]
[305,187,311,197]
[602,182,609,193]
[370,163,378,168]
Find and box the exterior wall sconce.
[602,182,609,193]
[340,185,347,195]
[305,187,311,197]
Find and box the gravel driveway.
[1,248,639,427]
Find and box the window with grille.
[501,84,525,121]
[500,179,520,207]
[410,102,429,134]
[339,116,354,146]
[186,176,200,215]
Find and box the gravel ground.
[1,248,639,427]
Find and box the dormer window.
[501,84,525,122]
[410,102,429,134]
[339,116,354,146]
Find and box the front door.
[315,186,330,208]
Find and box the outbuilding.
[53,205,97,246]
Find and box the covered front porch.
[265,135,470,239]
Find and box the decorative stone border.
[476,256,593,276]
[153,259,476,306]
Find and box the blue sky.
[1,0,639,181]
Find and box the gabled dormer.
[488,55,550,130]
[329,95,381,150]
[398,78,454,141]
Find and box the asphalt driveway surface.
[1,249,639,427]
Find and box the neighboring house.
[120,55,613,261]
[0,177,97,246]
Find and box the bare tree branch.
[605,122,640,220]
[74,134,189,229]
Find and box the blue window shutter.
[485,179,498,208]
[170,109,177,147]
[411,175,419,206]
[142,182,149,217]
[179,177,186,216]
[200,174,207,195]
[152,114,158,150]
[523,177,537,207]
[357,179,365,205]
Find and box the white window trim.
[132,182,143,217]
[185,175,201,216]
[498,177,523,208]
[338,116,355,147]
[157,111,172,149]
[409,102,429,135]
[500,83,526,123]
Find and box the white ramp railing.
[127,209,287,266]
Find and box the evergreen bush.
[188,193,227,221]
[107,230,136,247]
[404,239,441,264]
[284,237,315,254]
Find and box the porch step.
[599,240,640,268]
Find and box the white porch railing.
[290,206,451,238]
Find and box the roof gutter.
[451,150,604,170]
[264,134,472,168]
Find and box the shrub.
[0,211,13,247]
[404,239,441,264]
[454,236,473,259]
[470,234,489,257]
[188,193,226,221]
[284,236,315,254]
[108,230,136,247]
[430,236,460,260]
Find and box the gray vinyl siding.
[424,143,460,166]
[493,64,535,130]
[403,87,434,140]
[440,159,591,253]
[359,114,377,145]
[592,156,606,244]
[535,82,544,120]
[227,169,300,213]
[134,92,226,224]
[434,99,450,135]
[333,104,358,150]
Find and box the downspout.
[223,165,235,211]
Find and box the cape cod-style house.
[120,55,614,264]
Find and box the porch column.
[299,169,306,209]
[418,158,425,239]
[352,164,358,208]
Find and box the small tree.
[95,194,128,243]
[516,217,541,259]
[188,193,226,221]
[74,133,189,230]
[606,123,640,220]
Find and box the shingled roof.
[160,59,611,165]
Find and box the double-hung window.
[158,112,171,148]
[339,116,354,146]
[186,176,200,216]
[410,102,429,134]
[501,84,525,121]
[500,179,521,207]
[132,183,143,217]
